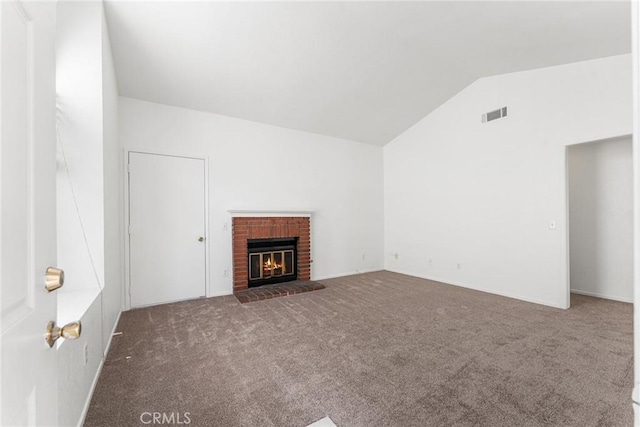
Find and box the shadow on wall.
[55,101,103,322]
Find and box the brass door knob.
[45,320,81,348]
[198,237,205,242]
[45,267,64,292]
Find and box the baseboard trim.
[76,308,122,427]
[313,269,384,281]
[101,309,123,358]
[385,268,567,309]
[570,289,633,303]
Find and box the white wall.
[56,0,104,288]
[55,2,122,426]
[119,97,384,297]
[101,6,122,355]
[57,297,104,427]
[568,137,633,302]
[384,54,632,309]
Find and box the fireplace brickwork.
[232,217,310,292]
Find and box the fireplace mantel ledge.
[228,209,314,218]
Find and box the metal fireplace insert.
[247,237,298,288]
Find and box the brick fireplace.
[232,216,311,292]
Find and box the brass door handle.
[198,237,205,242]
[45,320,81,348]
[45,267,64,292]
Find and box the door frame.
[123,149,210,311]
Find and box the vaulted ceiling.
[104,1,631,146]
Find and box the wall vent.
[482,106,507,123]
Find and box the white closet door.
[128,152,206,308]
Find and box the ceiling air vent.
[482,106,507,123]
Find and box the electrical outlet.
[361,254,365,261]
[549,220,557,230]
[223,269,229,277]
[428,259,433,266]
[83,343,88,366]
[456,263,461,270]
[222,222,228,231]
[394,253,399,259]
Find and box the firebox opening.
[247,237,298,288]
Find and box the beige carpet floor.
[84,271,633,426]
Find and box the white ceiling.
[104,1,631,146]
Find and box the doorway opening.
[567,135,633,304]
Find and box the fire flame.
[263,257,282,271]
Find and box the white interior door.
[128,152,207,308]
[1,1,58,425]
